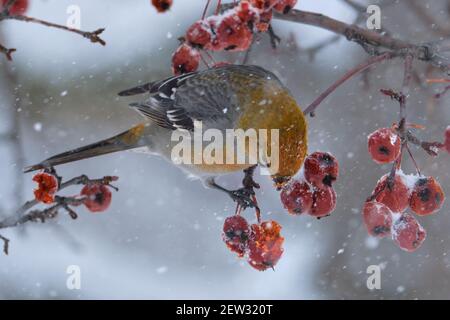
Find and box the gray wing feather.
[123,65,279,131]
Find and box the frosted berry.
[368,128,401,164]
[304,152,339,188]
[249,0,277,10]
[1,0,28,15]
[256,10,272,32]
[151,0,172,13]
[248,220,284,271]
[81,184,112,213]
[222,215,251,257]
[215,14,253,51]
[309,187,337,218]
[445,126,450,154]
[204,17,226,51]
[274,0,298,14]
[186,20,212,49]
[372,174,409,213]
[33,172,59,204]
[392,213,426,252]
[362,201,393,238]
[236,0,259,23]
[171,43,200,75]
[409,177,445,216]
[280,180,313,215]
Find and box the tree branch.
[273,9,449,74]
[0,173,118,254]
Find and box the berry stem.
[202,0,212,20]
[215,0,222,15]
[405,144,421,175]
[303,52,394,116]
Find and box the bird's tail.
[24,123,148,173]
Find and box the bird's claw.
[228,188,256,210]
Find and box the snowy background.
[0,0,450,299]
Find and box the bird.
[24,64,308,207]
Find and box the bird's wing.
[121,65,280,131]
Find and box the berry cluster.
[280,152,339,218]
[363,126,447,252]
[1,0,28,15]
[223,215,284,271]
[32,171,115,213]
[172,0,297,75]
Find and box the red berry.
[151,0,172,13]
[304,152,339,188]
[32,172,59,204]
[309,187,337,218]
[248,220,284,271]
[236,0,259,23]
[409,177,445,216]
[372,174,409,213]
[249,0,277,10]
[362,201,393,238]
[445,126,450,154]
[392,213,426,252]
[1,0,28,15]
[171,43,200,75]
[256,10,272,32]
[81,184,112,213]
[215,14,253,51]
[280,180,313,215]
[368,128,401,164]
[222,215,251,257]
[204,17,226,51]
[274,0,297,14]
[186,20,212,49]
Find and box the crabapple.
[186,20,212,49]
[151,0,172,13]
[362,201,393,238]
[392,213,426,252]
[222,215,251,257]
[171,43,200,75]
[1,0,28,15]
[81,184,112,213]
[249,0,277,10]
[215,14,253,51]
[409,177,445,216]
[368,128,401,164]
[235,0,259,24]
[309,187,337,218]
[256,10,272,32]
[372,174,409,213]
[248,220,284,271]
[274,0,298,14]
[32,172,59,204]
[304,152,339,188]
[280,180,313,215]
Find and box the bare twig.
[303,52,394,116]
[0,42,15,60]
[3,15,106,45]
[0,6,106,60]
[274,9,450,74]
